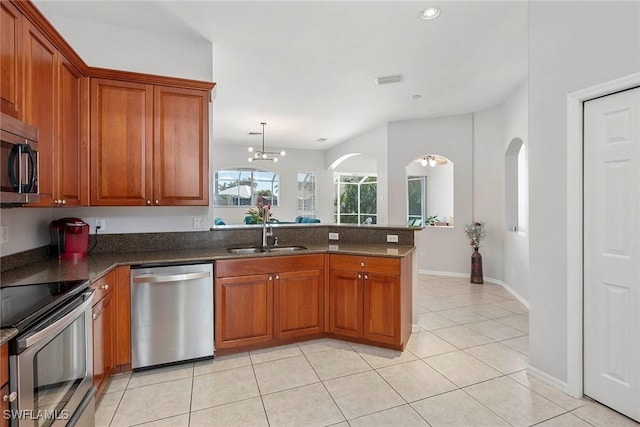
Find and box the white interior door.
[584,86,640,422]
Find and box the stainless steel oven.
[8,290,95,427]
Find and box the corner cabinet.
[215,255,325,352]
[328,254,412,350]
[90,78,209,206]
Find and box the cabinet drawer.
[329,254,400,275]
[91,270,115,304]
[216,254,324,278]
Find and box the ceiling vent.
[375,74,403,85]
[316,138,328,143]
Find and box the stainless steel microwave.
[1,112,39,205]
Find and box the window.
[505,138,527,232]
[407,176,426,226]
[333,173,377,224]
[214,168,279,207]
[297,172,317,216]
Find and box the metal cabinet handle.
[360,262,365,267]
[3,392,17,402]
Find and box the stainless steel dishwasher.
[130,262,214,369]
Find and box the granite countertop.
[0,243,414,288]
[1,328,18,346]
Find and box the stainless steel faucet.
[262,205,273,247]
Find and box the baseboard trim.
[528,365,569,394]
[419,269,529,308]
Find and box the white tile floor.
[96,274,639,427]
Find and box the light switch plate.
[193,217,206,229]
[329,232,339,240]
[1,226,8,244]
[386,234,399,243]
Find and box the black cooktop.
[0,279,90,331]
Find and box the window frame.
[213,167,280,207]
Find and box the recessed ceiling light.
[412,94,422,100]
[420,6,440,20]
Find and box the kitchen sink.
[226,245,307,254]
[226,246,265,254]
[267,245,307,252]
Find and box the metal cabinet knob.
[101,284,109,290]
[364,274,369,280]
[155,200,159,204]
[54,199,59,205]
[61,199,66,205]
[3,392,17,402]
[358,274,362,279]
[146,200,151,205]
[275,274,279,280]
[268,276,273,281]
[92,313,97,320]
[360,262,365,267]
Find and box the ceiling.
[34,1,528,150]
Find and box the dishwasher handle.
[132,271,211,284]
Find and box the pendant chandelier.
[248,122,286,162]
[420,155,448,167]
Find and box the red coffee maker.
[49,218,90,260]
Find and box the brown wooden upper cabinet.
[19,20,87,207]
[0,1,23,119]
[90,79,209,206]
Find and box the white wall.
[387,115,474,274]
[211,143,332,225]
[528,1,640,384]
[0,208,53,256]
[33,15,213,81]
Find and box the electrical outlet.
[386,234,399,243]
[1,226,8,244]
[95,218,106,232]
[193,216,205,229]
[329,232,339,240]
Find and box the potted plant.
[464,222,486,284]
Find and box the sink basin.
[226,245,307,254]
[226,246,265,254]
[267,245,307,252]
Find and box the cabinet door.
[328,269,363,338]
[0,1,22,118]
[215,274,273,349]
[23,21,57,206]
[153,86,209,206]
[363,273,400,345]
[93,291,115,399]
[0,383,8,427]
[57,57,86,206]
[90,78,153,206]
[274,269,323,339]
[114,266,131,371]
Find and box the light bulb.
[248,147,254,153]
[273,157,279,162]
[428,157,436,167]
[248,157,253,162]
[420,158,428,167]
[280,150,286,156]
[262,153,267,159]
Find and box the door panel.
[274,269,323,339]
[363,273,399,345]
[328,270,363,338]
[584,86,640,422]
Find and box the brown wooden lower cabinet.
[215,254,325,351]
[92,271,115,400]
[328,254,412,350]
[1,343,8,427]
[215,274,273,349]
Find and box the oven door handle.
[18,293,93,350]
